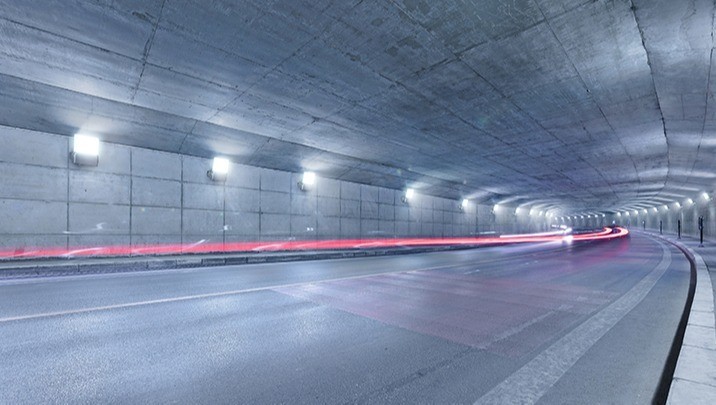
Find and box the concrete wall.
[0,126,486,250]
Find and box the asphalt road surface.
[0,232,690,404]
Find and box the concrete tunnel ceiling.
[0,0,714,214]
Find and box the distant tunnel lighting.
[539,211,544,216]
[461,199,469,208]
[687,198,694,205]
[71,134,100,166]
[643,209,647,214]
[617,212,622,216]
[634,210,638,215]
[207,157,230,182]
[663,205,669,210]
[674,202,681,208]
[298,171,316,191]
[625,212,630,216]
[703,192,711,200]
[653,207,658,212]
[602,214,606,218]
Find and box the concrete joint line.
[667,242,716,404]
[474,242,672,405]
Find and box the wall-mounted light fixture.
[703,192,711,201]
[652,207,658,213]
[207,157,230,182]
[686,198,694,205]
[298,171,316,191]
[70,134,100,166]
[674,202,681,209]
[459,199,469,211]
[401,188,414,204]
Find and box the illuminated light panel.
[302,171,316,186]
[405,188,415,199]
[212,157,230,175]
[73,134,100,157]
[462,199,469,208]
[704,192,711,200]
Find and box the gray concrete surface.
[0,234,690,403]
[0,0,713,219]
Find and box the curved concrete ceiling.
[0,0,713,213]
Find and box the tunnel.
[0,1,714,403]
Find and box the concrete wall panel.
[132,177,181,207]
[0,127,67,168]
[225,188,260,212]
[131,206,181,235]
[317,178,340,198]
[132,148,182,180]
[261,214,291,238]
[183,209,224,235]
[261,169,291,192]
[0,199,66,234]
[0,163,67,201]
[69,171,130,204]
[225,212,260,236]
[69,203,129,235]
[340,181,360,200]
[260,191,291,214]
[183,183,223,210]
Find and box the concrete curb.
[0,246,473,280]
[666,243,716,404]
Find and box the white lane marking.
[0,262,464,324]
[474,239,673,405]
